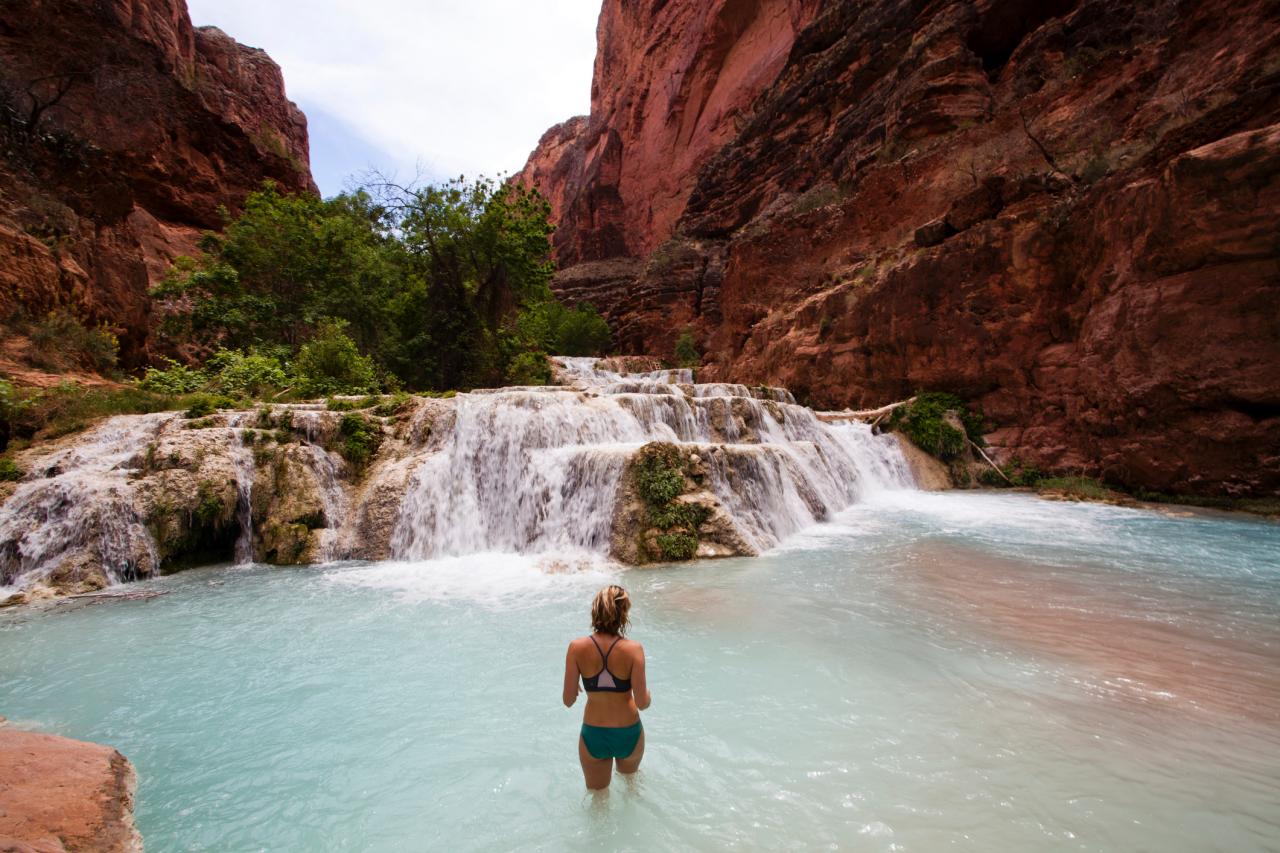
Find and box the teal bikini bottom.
[581,721,642,760]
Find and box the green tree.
[152,185,402,356]
[673,328,700,368]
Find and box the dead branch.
[1018,106,1070,181]
[816,396,916,423]
[968,437,1012,484]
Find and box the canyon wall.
[519,0,1280,497]
[0,0,315,365]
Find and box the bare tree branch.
[1018,106,1070,180]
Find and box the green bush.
[293,319,378,398]
[152,178,573,393]
[673,329,700,369]
[655,533,698,561]
[337,412,382,468]
[28,309,119,373]
[649,501,710,531]
[372,392,412,418]
[183,394,234,419]
[554,304,612,356]
[138,359,207,394]
[506,351,553,386]
[634,445,687,507]
[326,395,381,412]
[208,350,287,398]
[888,392,984,460]
[0,457,22,481]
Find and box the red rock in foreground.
[0,0,315,365]
[0,727,141,852]
[519,0,1280,497]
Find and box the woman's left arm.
[562,642,580,707]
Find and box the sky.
[186,0,602,197]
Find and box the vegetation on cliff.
[633,443,710,562]
[887,394,984,461]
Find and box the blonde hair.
[591,585,631,636]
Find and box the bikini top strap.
[602,636,621,665]
[590,635,621,665]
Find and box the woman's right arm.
[631,644,651,710]
[563,642,581,707]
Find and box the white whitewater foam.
[323,552,618,608]
[390,357,915,560]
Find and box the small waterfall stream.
[0,414,170,591]
[389,357,913,560]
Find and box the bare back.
[563,633,649,726]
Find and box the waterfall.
[0,414,170,591]
[390,358,914,560]
[228,414,257,565]
[0,359,917,598]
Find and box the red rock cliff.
[521,0,1280,497]
[516,0,824,267]
[0,0,315,364]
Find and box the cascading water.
[390,357,914,560]
[228,414,258,566]
[0,359,915,598]
[0,414,170,591]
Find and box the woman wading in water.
[563,584,651,789]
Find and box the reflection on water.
[1,492,1278,851]
[893,541,1280,723]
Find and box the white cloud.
[186,0,600,187]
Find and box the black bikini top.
[581,635,631,693]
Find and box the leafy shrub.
[326,396,381,412]
[208,350,287,398]
[337,412,382,468]
[649,501,710,531]
[372,392,412,418]
[0,457,22,481]
[138,359,207,394]
[183,394,234,419]
[634,445,687,507]
[506,351,552,386]
[293,319,378,398]
[673,329,700,369]
[29,309,119,373]
[888,392,984,460]
[655,533,698,561]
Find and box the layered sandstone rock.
[0,727,141,852]
[516,0,825,266]
[0,0,314,365]
[520,0,1280,496]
